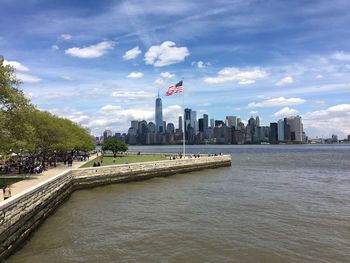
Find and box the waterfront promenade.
[1,156,95,203]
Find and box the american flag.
[165,81,183,96]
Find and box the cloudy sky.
[1,0,350,138]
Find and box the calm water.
[9,145,350,263]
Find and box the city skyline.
[1,1,350,138]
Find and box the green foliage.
[102,138,128,157]
[81,155,166,168]
[0,56,95,157]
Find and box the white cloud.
[17,73,42,83]
[154,78,165,86]
[123,46,142,60]
[275,76,294,86]
[127,72,144,79]
[163,105,182,124]
[99,104,122,112]
[192,60,211,68]
[250,110,258,115]
[160,72,174,78]
[144,41,190,67]
[62,76,72,80]
[65,41,114,58]
[61,34,72,40]
[3,60,29,71]
[316,74,324,79]
[51,45,59,50]
[303,104,350,137]
[273,107,298,117]
[257,95,271,99]
[204,67,268,85]
[248,97,306,108]
[330,51,350,61]
[111,91,154,100]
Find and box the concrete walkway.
[2,156,95,200]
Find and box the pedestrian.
[3,185,11,200]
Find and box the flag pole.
[182,79,185,157]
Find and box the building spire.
[158,87,160,98]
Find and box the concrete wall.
[0,155,231,261]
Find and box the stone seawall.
[73,155,231,189]
[0,170,73,260]
[0,155,231,261]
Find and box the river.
[8,145,350,262]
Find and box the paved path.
[2,156,95,201]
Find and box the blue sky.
[1,0,350,138]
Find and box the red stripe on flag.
[165,86,183,96]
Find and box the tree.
[0,56,95,159]
[0,57,35,154]
[102,138,128,157]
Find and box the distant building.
[163,121,166,133]
[103,129,113,141]
[225,116,236,128]
[198,118,204,132]
[215,120,225,127]
[269,123,278,143]
[255,116,260,127]
[277,119,285,141]
[203,114,209,131]
[331,134,338,142]
[283,117,290,141]
[191,110,197,134]
[155,94,163,133]
[178,116,183,133]
[147,122,156,133]
[131,120,138,131]
[287,116,303,142]
[210,118,215,129]
[167,123,175,134]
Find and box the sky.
[1,0,350,138]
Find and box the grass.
[80,155,168,168]
[0,178,24,186]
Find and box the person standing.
[3,185,11,200]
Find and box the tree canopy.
[102,138,128,157]
[0,56,95,158]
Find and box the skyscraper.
[191,110,197,134]
[287,116,303,142]
[225,116,237,128]
[103,129,113,141]
[277,119,285,141]
[184,108,192,135]
[203,114,209,131]
[256,116,260,127]
[178,116,183,133]
[269,122,278,143]
[198,118,204,132]
[210,118,215,129]
[155,93,163,133]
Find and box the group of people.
[169,153,202,160]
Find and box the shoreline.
[0,154,231,261]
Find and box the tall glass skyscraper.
[155,93,163,133]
